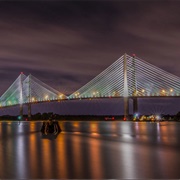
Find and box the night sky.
[0,1,180,115]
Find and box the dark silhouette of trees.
[174,111,180,121]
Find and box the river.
[0,121,179,179]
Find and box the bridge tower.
[132,54,138,115]
[19,72,24,120]
[123,53,129,120]
[28,74,31,120]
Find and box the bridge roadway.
[1,95,180,109]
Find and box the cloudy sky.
[0,1,180,115]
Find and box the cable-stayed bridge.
[0,54,180,120]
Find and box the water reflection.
[0,121,180,179]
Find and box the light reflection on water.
[0,121,180,179]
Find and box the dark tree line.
[0,111,180,121]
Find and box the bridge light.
[162,89,165,93]
[135,90,138,95]
[170,88,173,92]
[59,94,63,99]
[132,54,136,57]
[112,91,115,96]
[45,95,49,100]
[75,92,79,97]
[32,97,35,101]
[142,89,145,93]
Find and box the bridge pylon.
[132,54,138,116]
[19,104,23,120]
[19,72,24,120]
[124,97,129,120]
[28,74,31,120]
[28,103,31,120]
[132,97,138,115]
[123,53,129,120]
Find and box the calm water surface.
[0,121,180,179]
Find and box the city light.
[155,115,161,120]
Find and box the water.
[0,121,180,179]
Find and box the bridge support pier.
[124,97,129,120]
[20,104,23,120]
[133,97,138,115]
[28,103,31,120]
